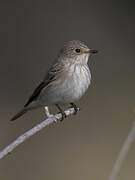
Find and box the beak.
[84,49,98,55]
[89,49,98,54]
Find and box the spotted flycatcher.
[11,40,98,121]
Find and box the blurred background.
[0,0,135,179]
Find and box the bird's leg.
[55,104,67,121]
[70,103,79,115]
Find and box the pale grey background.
[0,0,135,180]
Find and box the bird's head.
[59,40,98,64]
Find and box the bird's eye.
[75,48,81,53]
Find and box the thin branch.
[0,107,78,160]
[108,121,135,180]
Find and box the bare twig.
[0,107,78,160]
[108,121,135,180]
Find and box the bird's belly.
[39,65,91,106]
[62,70,90,103]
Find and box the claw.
[60,112,67,121]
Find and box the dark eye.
[75,48,81,53]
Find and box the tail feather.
[10,108,28,121]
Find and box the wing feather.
[24,61,64,107]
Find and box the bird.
[10,40,98,121]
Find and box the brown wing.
[24,61,64,107]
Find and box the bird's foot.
[55,104,67,121]
[70,103,80,115]
[59,111,67,121]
